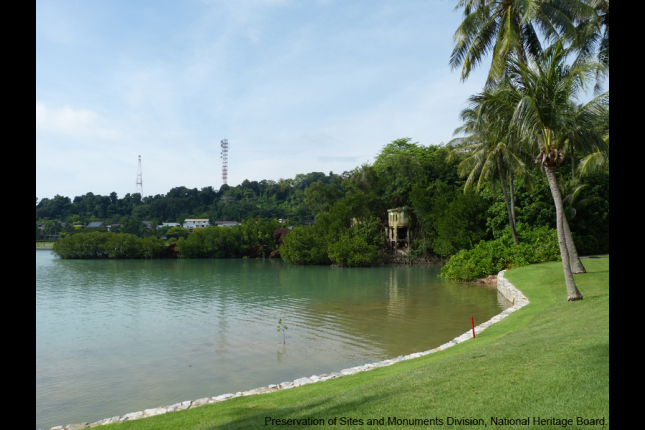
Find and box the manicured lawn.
[103,260,610,430]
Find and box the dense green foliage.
[176,219,280,259]
[53,220,280,260]
[280,227,331,266]
[53,233,167,260]
[410,181,491,258]
[441,226,561,282]
[281,138,608,269]
[281,199,383,267]
[485,172,610,256]
[36,172,343,232]
[328,235,380,267]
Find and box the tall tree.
[508,42,608,300]
[450,88,531,244]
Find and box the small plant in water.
[277,319,288,345]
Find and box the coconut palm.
[449,90,531,244]
[561,179,600,219]
[508,41,608,300]
[578,107,610,177]
[451,0,594,83]
[576,0,609,65]
[578,149,609,177]
[594,0,610,65]
[562,101,608,180]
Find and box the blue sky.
[37,0,493,200]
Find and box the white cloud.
[36,102,121,141]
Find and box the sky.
[37,0,494,200]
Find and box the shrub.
[53,232,114,259]
[142,236,166,259]
[441,225,561,282]
[280,227,330,265]
[107,234,143,259]
[328,234,379,267]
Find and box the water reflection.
[36,252,504,430]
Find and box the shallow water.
[36,251,506,429]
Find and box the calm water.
[36,251,507,429]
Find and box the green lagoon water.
[36,250,507,429]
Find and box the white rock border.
[47,270,528,430]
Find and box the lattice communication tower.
[221,139,229,185]
[136,155,144,196]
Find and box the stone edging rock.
[47,270,528,430]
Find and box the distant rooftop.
[215,221,239,226]
[87,222,104,228]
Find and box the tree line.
[53,219,282,260]
[36,172,342,239]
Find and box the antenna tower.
[136,155,144,196]
[221,139,229,185]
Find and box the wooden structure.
[386,207,411,254]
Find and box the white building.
[183,219,211,230]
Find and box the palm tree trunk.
[563,215,587,274]
[509,171,517,227]
[498,156,519,244]
[546,167,583,302]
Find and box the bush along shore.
[46,269,529,430]
[52,220,282,260]
[440,225,561,282]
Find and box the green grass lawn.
[37,242,54,250]
[102,260,610,430]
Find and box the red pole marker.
[471,317,476,339]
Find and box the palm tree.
[578,106,610,177]
[449,91,530,244]
[509,42,608,300]
[578,150,609,177]
[451,0,594,83]
[561,179,600,219]
[575,1,609,66]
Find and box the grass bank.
[37,242,54,250]
[102,260,609,430]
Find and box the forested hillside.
[40,139,609,273]
[36,172,342,233]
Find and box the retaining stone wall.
[46,270,528,430]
